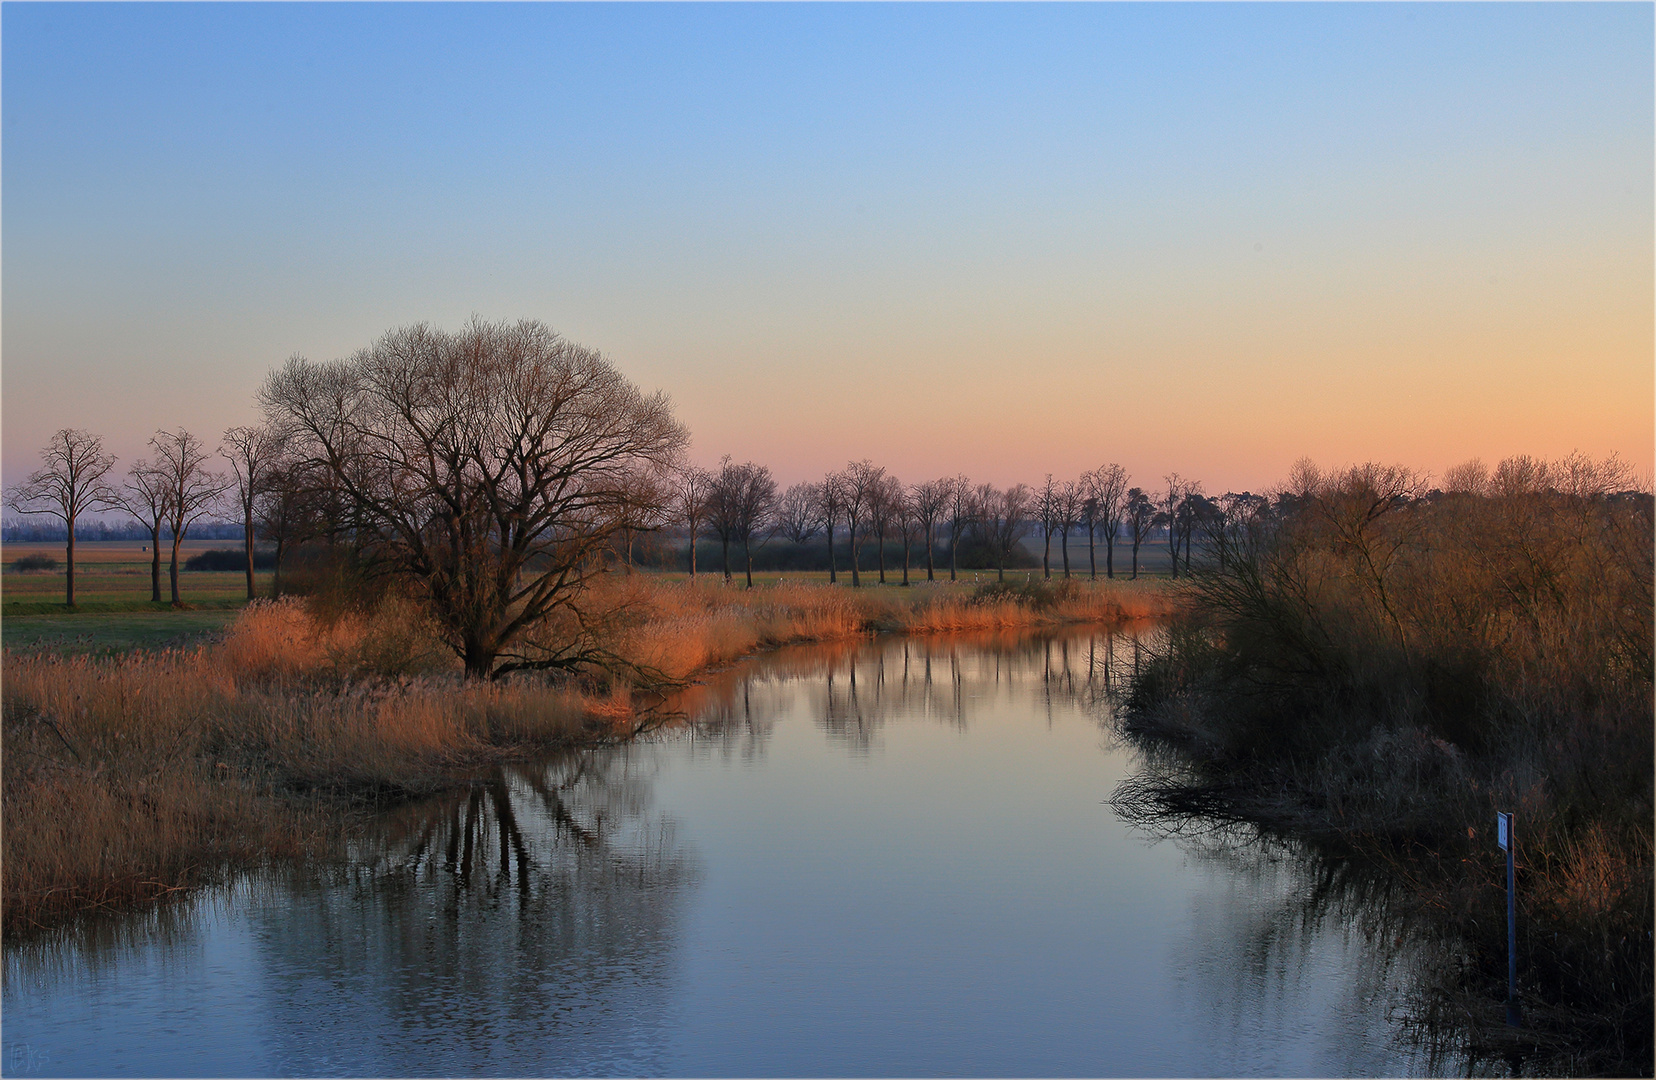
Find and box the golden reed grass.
[4,575,1162,930]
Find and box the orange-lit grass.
[5,603,633,932]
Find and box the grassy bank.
[3,574,1167,932]
[1119,460,1652,1075]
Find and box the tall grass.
[1121,455,1652,1074]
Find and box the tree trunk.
[876,528,887,584]
[1042,529,1051,579]
[170,531,183,605]
[243,507,257,600]
[1060,529,1070,578]
[464,639,495,680]
[849,525,861,587]
[925,527,935,581]
[65,518,76,608]
[827,522,837,584]
[688,517,698,578]
[1131,539,1139,580]
[1106,527,1115,579]
[743,536,754,588]
[1087,521,1097,580]
[150,526,163,602]
[949,532,957,581]
[721,537,731,582]
[901,542,910,586]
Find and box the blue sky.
[5,2,1651,492]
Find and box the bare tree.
[819,472,845,584]
[114,458,172,602]
[220,424,285,600]
[1089,464,1128,579]
[706,458,745,583]
[704,458,777,586]
[7,429,118,606]
[870,473,905,585]
[776,482,819,545]
[1160,473,1185,577]
[892,485,924,586]
[671,462,714,579]
[1055,479,1083,579]
[945,474,973,582]
[260,318,687,679]
[150,429,231,607]
[1036,474,1061,579]
[909,478,952,582]
[840,460,886,587]
[254,453,318,597]
[736,465,778,587]
[1124,487,1155,579]
[973,482,1032,582]
[614,462,673,571]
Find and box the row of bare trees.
[5,427,249,607]
[661,459,1190,587]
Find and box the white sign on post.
[1497,813,1509,851]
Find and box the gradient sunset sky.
[4,2,1651,495]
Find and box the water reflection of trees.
[248,749,699,1076]
[1113,761,1487,1075]
[673,626,1166,756]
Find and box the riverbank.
[1116,469,1653,1076]
[2,574,1171,932]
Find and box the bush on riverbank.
[1121,456,1653,1074]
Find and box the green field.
[2,540,269,651]
[2,540,272,610]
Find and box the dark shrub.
[11,554,59,573]
[183,549,277,572]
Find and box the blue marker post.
[1497,811,1520,1026]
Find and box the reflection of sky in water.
[3,630,1449,1077]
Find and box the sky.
[4,2,1652,497]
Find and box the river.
[2,629,1460,1077]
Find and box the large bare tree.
[5,429,117,607]
[221,424,285,600]
[260,318,687,679]
[151,429,231,607]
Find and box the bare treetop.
[5,428,117,606]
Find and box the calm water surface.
[4,630,1452,1076]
